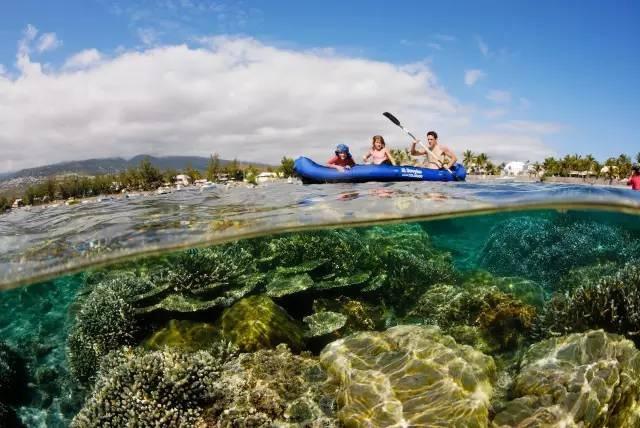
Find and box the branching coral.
[67,274,154,384]
[535,264,640,343]
[479,215,639,287]
[204,344,338,426]
[71,343,236,427]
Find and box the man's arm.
[442,146,458,167]
[410,141,425,156]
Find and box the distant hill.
[1,155,275,181]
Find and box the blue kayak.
[294,157,466,184]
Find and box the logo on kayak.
[400,167,423,178]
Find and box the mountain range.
[0,155,274,182]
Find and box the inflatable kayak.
[294,157,466,184]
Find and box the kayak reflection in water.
[326,144,356,172]
[410,131,458,170]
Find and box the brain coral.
[493,329,640,427]
[320,325,496,427]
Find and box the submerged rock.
[204,344,338,426]
[320,325,496,427]
[218,295,305,352]
[142,319,219,351]
[493,330,640,427]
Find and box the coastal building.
[257,172,278,183]
[174,174,190,186]
[12,199,24,208]
[503,161,527,176]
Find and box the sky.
[0,0,638,172]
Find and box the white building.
[256,172,278,183]
[503,161,527,176]
[174,174,190,186]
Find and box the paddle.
[382,112,429,152]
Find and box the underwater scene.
[3,202,640,427]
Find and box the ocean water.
[1,181,640,427]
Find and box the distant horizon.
[1,1,638,172]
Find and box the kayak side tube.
[293,157,466,184]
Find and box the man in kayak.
[410,131,458,170]
[327,144,356,172]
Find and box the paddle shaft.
[382,112,430,153]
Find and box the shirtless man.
[410,131,458,170]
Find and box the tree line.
[1,155,297,211]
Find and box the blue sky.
[0,0,638,171]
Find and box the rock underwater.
[320,325,497,427]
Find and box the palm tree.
[636,152,640,164]
[476,153,489,173]
[462,150,475,168]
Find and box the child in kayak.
[363,135,396,166]
[327,144,356,172]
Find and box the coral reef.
[0,341,26,405]
[303,311,348,338]
[493,330,640,427]
[218,295,305,352]
[204,344,338,426]
[142,319,219,352]
[479,215,639,287]
[407,282,536,353]
[133,244,263,314]
[71,343,236,427]
[66,274,154,383]
[312,296,387,334]
[320,325,496,427]
[535,264,640,344]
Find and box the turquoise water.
[2,182,640,427]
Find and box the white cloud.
[0,64,6,76]
[476,36,489,57]
[486,90,511,104]
[449,133,555,163]
[0,36,475,172]
[36,32,62,53]
[464,69,485,86]
[0,32,557,172]
[63,49,103,69]
[495,120,565,134]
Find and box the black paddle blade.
[383,112,401,126]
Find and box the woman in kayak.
[327,144,356,172]
[363,135,397,166]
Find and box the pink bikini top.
[369,148,388,163]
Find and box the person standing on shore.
[627,164,640,190]
[409,131,458,170]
